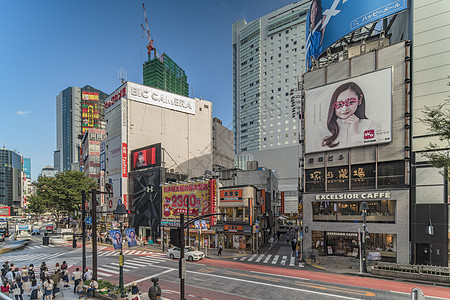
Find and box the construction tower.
[143,53,189,97]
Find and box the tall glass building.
[55,85,108,172]
[0,148,22,208]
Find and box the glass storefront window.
[327,166,349,191]
[312,200,395,223]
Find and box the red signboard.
[210,179,217,226]
[122,143,128,178]
[105,86,126,109]
[261,189,266,214]
[123,194,128,209]
[224,225,243,232]
[0,207,10,217]
[220,189,243,202]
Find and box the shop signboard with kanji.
[162,180,213,219]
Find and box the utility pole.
[179,213,185,300]
[91,189,98,280]
[82,191,86,274]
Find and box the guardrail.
[0,292,12,300]
[373,261,450,276]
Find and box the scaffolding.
[143,53,189,97]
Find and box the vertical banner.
[261,189,266,214]
[209,179,217,226]
[109,229,122,250]
[100,171,105,206]
[281,192,285,215]
[122,143,128,178]
[125,228,138,247]
[249,197,253,226]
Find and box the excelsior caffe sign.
[128,82,195,115]
[315,191,391,200]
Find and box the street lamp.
[114,203,128,296]
[177,212,225,300]
[360,201,369,273]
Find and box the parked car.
[167,246,205,261]
[0,233,4,242]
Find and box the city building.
[409,0,450,266]
[40,166,58,178]
[212,118,234,171]
[103,81,213,238]
[143,53,189,97]
[232,2,311,214]
[0,148,22,211]
[80,129,106,182]
[54,85,108,172]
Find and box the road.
[1,237,449,300]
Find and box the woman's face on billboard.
[310,1,318,26]
[333,89,360,120]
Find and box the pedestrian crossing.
[28,245,57,250]
[96,253,169,279]
[233,254,304,267]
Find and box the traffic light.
[169,228,181,247]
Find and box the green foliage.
[26,194,46,215]
[421,96,450,174]
[32,170,97,222]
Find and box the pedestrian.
[28,264,35,280]
[60,261,69,288]
[75,280,84,298]
[51,269,62,298]
[53,263,60,274]
[5,268,14,284]
[286,233,290,244]
[291,239,296,256]
[217,243,223,256]
[13,267,20,280]
[129,281,140,300]
[1,281,10,296]
[269,236,274,247]
[83,268,92,281]
[43,277,53,300]
[29,279,42,300]
[86,279,98,297]
[12,277,23,300]
[71,268,82,294]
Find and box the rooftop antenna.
[118,67,127,84]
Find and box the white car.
[167,246,205,261]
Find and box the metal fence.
[374,261,450,276]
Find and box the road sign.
[108,200,113,209]
[117,199,122,205]
[85,217,93,225]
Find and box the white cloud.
[16,110,31,117]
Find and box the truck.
[0,220,9,238]
[14,224,32,240]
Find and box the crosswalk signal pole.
[82,191,86,275]
[92,189,98,280]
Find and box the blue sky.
[0,0,298,180]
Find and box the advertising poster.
[305,0,408,69]
[109,229,122,250]
[81,91,100,133]
[125,228,138,248]
[162,181,211,219]
[305,68,392,153]
[131,143,161,170]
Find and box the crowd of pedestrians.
[0,260,98,299]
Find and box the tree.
[26,194,46,216]
[33,170,97,226]
[421,97,450,174]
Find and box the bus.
[0,220,8,238]
[14,224,32,241]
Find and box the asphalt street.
[1,237,449,300]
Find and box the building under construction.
[143,53,189,97]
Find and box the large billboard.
[162,181,212,219]
[305,0,408,69]
[305,68,392,153]
[130,143,162,171]
[81,91,100,134]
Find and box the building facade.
[81,129,106,182]
[212,118,234,171]
[233,2,311,215]
[143,53,189,97]
[40,166,58,178]
[104,81,213,237]
[55,85,108,172]
[0,148,22,210]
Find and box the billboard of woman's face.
[305,68,392,153]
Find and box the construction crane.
[141,3,157,59]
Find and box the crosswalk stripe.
[127,250,137,255]
[110,263,138,269]
[130,257,166,263]
[123,261,146,267]
[247,254,258,262]
[255,254,264,262]
[263,255,272,263]
[271,255,279,264]
[240,256,246,261]
[98,267,118,274]
[289,257,295,266]
[97,271,112,277]
[232,257,238,260]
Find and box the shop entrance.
[325,233,359,257]
[416,243,431,265]
[139,226,152,243]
